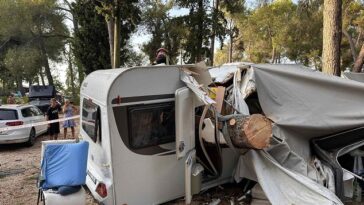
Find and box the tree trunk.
[229,34,233,63]
[16,77,25,96]
[271,46,276,63]
[342,29,356,62]
[210,0,219,66]
[68,51,76,101]
[113,13,121,68]
[39,42,54,85]
[196,0,204,62]
[107,18,115,68]
[353,43,364,72]
[227,114,272,149]
[322,0,342,76]
[355,30,362,48]
[39,67,45,86]
[36,23,54,85]
[36,75,40,85]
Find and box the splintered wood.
[227,114,272,149]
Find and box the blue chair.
[37,140,89,205]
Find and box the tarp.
[253,64,364,160]
[41,141,89,189]
[234,64,364,205]
[235,150,342,205]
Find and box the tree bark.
[322,0,342,76]
[107,18,115,68]
[210,0,219,66]
[271,46,276,63]
[196,0,204,63]
[68,51,76,101]
[39,41,54,85]
[229,34,233,63]
[342,29,356,62]
[39,67,45,86]
[16,77,24,95]
[353,43,364,72]
[113,2,121,68]
[227,114,272,149]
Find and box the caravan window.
[82,99,101,143]
[127,102,175,149]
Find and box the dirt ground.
[0,120,247,205]
[0,125,99,205]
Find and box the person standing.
[153,48,169,65]
[7,94,15,104]
[62,99,78,139]
[46,98,61,140]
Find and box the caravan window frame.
[127,102,175,149]
[113,101,176,151]
[82,99,102,143]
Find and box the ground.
[0,122,246,205]
[0,129,99,205]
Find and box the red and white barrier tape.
[0,115,80,133]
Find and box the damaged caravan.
[80,63,364,205]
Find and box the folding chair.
[37,140,89,205]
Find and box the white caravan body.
[80,65,238,205]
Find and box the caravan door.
[175,87,199,203]
[175,87,195,159]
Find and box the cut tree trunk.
[322,0,342,76]
[353,43,364,72]
[227,114,272,149]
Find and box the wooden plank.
[214,86,225,113]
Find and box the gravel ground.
[0,119,246,205]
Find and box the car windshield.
[0,109,18,120]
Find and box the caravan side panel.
[108,66,186,205]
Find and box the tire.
[26,128,36,146]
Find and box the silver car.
[0,104,48,146]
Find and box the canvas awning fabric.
[234,64,364,205]
[342,72,364,83]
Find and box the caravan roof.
[81,65,195,106]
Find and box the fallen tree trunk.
[227,114,272,149]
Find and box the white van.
[80,65,238,204]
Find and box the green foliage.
[173,0,227,63]
[141,0,186,64]
[0,0,68,91]
[95,0,141,67]
[22,96,29,104]
[73,0,111,74]
[4,47,41,82]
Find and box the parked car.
[28,85,57,113]
[0,104,48,146]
